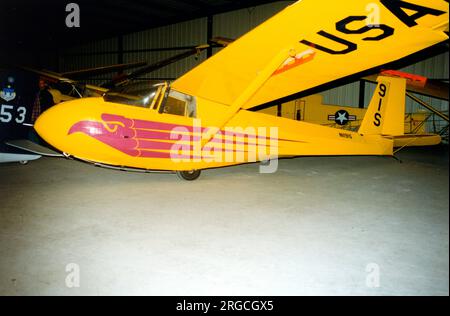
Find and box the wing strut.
[202,49,290,146]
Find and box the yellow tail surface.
[359,76,406,136]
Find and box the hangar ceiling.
[1,0,284,51]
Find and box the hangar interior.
[0,0,449,296]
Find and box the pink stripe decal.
[68,114,276,159]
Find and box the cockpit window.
[162,90,197,118]
[103,82,197,118]
[103,82,166,108]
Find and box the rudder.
[359,76,406,136]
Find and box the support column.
[359,80,366,109]
[207,15,213,58]
[118,35,124,74]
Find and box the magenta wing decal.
[69,114,278,159]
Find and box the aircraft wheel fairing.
[176,170,201,181]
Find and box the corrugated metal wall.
[60,18,208,84]
[392,52,447,113]
[60,38,118,83]
[213,2,292,39]
[60,0,448,118]
[123,18,208,79]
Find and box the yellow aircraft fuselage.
[35,79,397,172]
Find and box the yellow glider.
[34,0,449,180]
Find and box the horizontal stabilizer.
[0,153,41,164]
[6,140,64,157]
[394,134,442,147]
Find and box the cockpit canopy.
[103,81,165,108]
[103,82,197,118]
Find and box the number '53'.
[0,105,27,124]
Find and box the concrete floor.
[0,147,448,296]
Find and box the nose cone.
[34,98,97,153]
[34,105,58,144]
[34,103,66,147]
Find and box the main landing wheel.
[19,161,29,165]
[176,170,201,181]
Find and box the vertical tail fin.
[359,76,406,136]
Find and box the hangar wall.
[58,1,292,83]
[59,18,208,83]
[59,1,449,116]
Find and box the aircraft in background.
[20,62,147,105]
[22,39,229,105]
[260,70,449,147]
[0,62,151,164]
[0,68,63,164]
[33,0,449,180]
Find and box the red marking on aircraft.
[68,114,277,159]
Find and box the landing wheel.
[19,161,29,165]
[176,170,201,181]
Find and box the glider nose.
[33,98,113,161]
[34,107,58,143]
[34,102,75,150]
